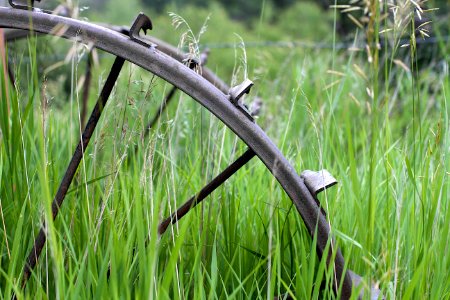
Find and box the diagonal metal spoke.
[21,56,125,289]
[130,85,177,158]
[80,50,93,128]
[143,85,177,137]
[158,148,256,235]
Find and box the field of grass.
[0,1,449,299]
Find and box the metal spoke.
[143,85,177,137]
[158,148,256,235]
[21,56,125,288]
[80,51,93,128]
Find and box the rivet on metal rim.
[129,13,154,47]
[229,79,254,121]
[300,169,338,198]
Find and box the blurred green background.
[19,0,448,83]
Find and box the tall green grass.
[1,1,449,299]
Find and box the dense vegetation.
[1,0,449,299]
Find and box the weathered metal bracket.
[182,49,210,69]
[9,0,40,11]
[182,56,200,69]
[129,13,154,47]
[229,79,254,121]
[300,170,384,299]
[300,169,338,198]
[229,79,253,104]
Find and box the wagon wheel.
[0,3,382,299]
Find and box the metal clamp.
[300,170,385,299]
[9,0,40,10]
[182,56,200,69]
[229,79,254,121]
[229,79,253,104]
[129,13,153,47]
[300,169,337,198]
[182,49,210,69]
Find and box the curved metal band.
[3,26,230,94]
[0,7,352,297]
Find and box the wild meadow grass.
[0,1,449,299]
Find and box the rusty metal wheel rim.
[0,6,359,299]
